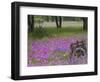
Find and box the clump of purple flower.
[28,36,87,67]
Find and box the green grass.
[28,27,87,40]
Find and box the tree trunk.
[55,16,59,28]
[82,18,88,30]
[55,16,62,28]
[59,16,62,27]
[28,15,34,32]
[28,15,31,31]
[31,15,34,31]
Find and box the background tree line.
[28,15,88,32]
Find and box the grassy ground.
[28,27,87,40]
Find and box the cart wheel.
[72,47,86,58]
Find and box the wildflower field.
[28,27,87,66]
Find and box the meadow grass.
[28,27,87,40]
